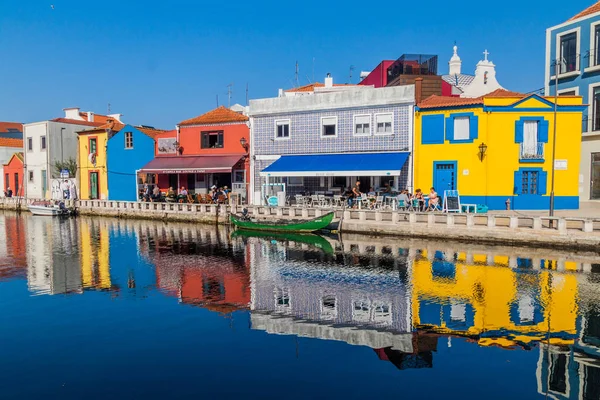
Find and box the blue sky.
[0,0,590,128]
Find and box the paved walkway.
[495,201,600,218]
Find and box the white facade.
[460,50,504,98]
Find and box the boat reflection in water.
[6,215,600,398]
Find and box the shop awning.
[260,152,410,177]
[139,155,243,174]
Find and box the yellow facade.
[414,95,584,210]
[80,220,111,290]
[78,129,108,200]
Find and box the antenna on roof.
[227,82,233,107]
[245,83,249,106]
[305,74,312,84]
[107,102,111,114]
[295,61,299,87]
[349,65,355,84]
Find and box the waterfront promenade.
[2,197,600,251]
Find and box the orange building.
[3,152,24,197]
[139,106,250,201]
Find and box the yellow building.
[77,121,123,200]
[414,90,585,210]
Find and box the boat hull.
[230,212,335,233]
[28,205,65,216]
[231,230,335,254]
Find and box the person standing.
[352,181,362,209]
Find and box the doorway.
[433,162,457,193]
[591,153,600,199]
[168,174,178,190]
[89,172,99,199]
[212,173,232,189]
[13,173,19,197]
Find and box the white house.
[23,108,122,199]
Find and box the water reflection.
[2,213,599,398]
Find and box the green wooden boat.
[230,211,335,233]
[231,230,335,255]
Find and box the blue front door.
[433,162,456,192]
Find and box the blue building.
[248,75,415,205]
[545,2,600,201]
[107,124,165,201]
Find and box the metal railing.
[520,143,544,160]
[585,50,600,69]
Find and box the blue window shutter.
[538,120,549,143]
[514,170,523,195]
[469,116,478,140]
[445,117,454,142]
[421,115,445,144]
[538,171,547,195]
[515,120,524,143]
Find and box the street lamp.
[240,137,249,152]
[478,142,488,162]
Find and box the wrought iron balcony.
[520,143,544,160]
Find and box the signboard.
[442,190,461,213]
[554,160,568,170]
[60,169,70,179]
[267,196,279,207]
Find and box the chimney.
[324,73,333,88]
[63,107,82,120]
[278,88,284,97]
[415,77,423,104]
[107,113,123,123]
[87,111,94,122]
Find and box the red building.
[358,61,394,88]
[3,152,24,197]
[140,106,250,201]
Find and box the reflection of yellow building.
[80,221,111,289]
[411,251,578,348]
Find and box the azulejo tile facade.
[249,84,415,204]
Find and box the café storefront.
[137,155,248,200]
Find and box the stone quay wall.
[1,197,600,251]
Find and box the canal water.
[0,213,599,399]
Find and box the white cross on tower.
[483,49,489,61]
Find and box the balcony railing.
[586,50,600,69]
[520,143,544,160]
[552,54,579,75]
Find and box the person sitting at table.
[166,187,176,202]
[414,189,425,211]
[151,185,161,202]
[427,187,440,211]
[344,186,355,208]
[211,186,220,203]
[367,187,376,196]
[396,190,410,209]
[381,183,392,198]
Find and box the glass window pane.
[453,117,470,140]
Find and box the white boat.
[28,202,68,216]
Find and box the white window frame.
[27,137,33,152]
[288,176,304,186]
[453,116,471,141]
[374,112,394,136]
[232,169,245,183]
[125,131,134,149]
[274,119,291,140]
[587,21,600,73]
[320,116,338,138]
[587,82,600,134]
[557,87,579,96]
[353,114,371,136]
[28,171,34,182]
[320,295,337,320]
[554,27,581,78]
[40,135,47,151]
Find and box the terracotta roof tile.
[418,90,527,109]
[78,122,167,140]
[0,138,23,148]
[179,106,248,126]
[568,1,600,21]
[135,126,167,139]
[0,122,22,133]
[418,95,484,109]
[285,82,355,93]
[51,118,104,127]
[79,112,119,124]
